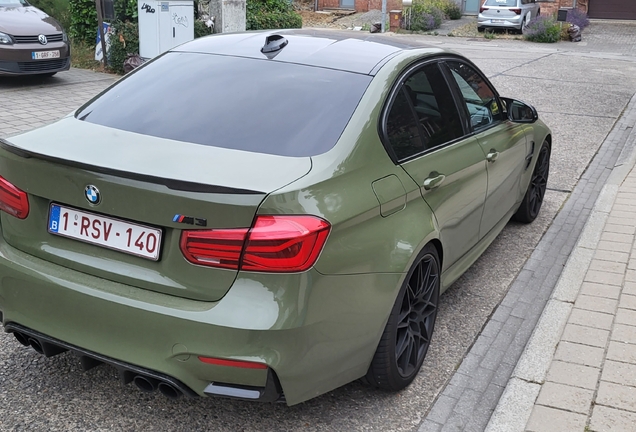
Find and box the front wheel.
[365,244,440,391]
[513,140,550,223]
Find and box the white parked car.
[478,0,541,32]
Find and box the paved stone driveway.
[0,69,116,138]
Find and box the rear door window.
[384,62,464,161]
[76,52,372,157]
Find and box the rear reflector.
[180,215,330,272]
[198,356,268,370]
[0,176,29,219]
[511,8,521,14]
[180,228,248,269]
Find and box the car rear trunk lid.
[0,119,312,302]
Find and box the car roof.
[172,29,438,75]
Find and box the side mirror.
[501,98,538,123]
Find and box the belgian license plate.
[32,50,60,60]
[48,204,162,261]
[491,19,504,23]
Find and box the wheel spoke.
[393,253,440,378]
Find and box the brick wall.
[317,0,401,12]
[317,0,340,9]
[537,0,587,17]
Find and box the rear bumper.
[477,14,523,29]
[0,225,402,405]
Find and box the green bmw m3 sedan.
[0,29,551,405]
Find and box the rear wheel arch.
[429,238,443,273]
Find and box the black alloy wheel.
[365,244,440,390]
[514,140,550,223]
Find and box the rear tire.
[513,140,550,223]
[365,244,440,391]
[478,26,485,32]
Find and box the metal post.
[95,0,108,68]
[381,0,386,32]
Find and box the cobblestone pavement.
[484,96,636,432]
[0,69,116,137]
[580,20,636,56]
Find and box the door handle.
[423,174,445,190]
[486,150,499,163]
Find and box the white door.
[464,0,480,14]
[340,0,355,9]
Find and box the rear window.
[76,52,372,157]
[484,0,517,6]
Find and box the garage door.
[588,0,636,20]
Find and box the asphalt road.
[1,29,636,431]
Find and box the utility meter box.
[138,0,194,59]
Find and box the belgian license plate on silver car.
[48,204,162,260]
[32,50,60,60]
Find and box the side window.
[446,61,503,130]
[385,63,464,161]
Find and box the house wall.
[355,0,401,12]
[537,0,587,17]
[317,0,400,12]
[315,0,589,15]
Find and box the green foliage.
[194,20,213,38]
[114,0,137,21]
[524,16,561,43]
[409,2,444,32]
[69,0,97,43]
[430,0,461,20]
[105,0,140,74]
[28,0,72,30]
[70,39,102,69]
[246,0,302,31]
[108,20,139,74]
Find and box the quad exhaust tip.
[12,330,184,400]
[9,326,282,402]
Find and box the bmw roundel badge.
[85,185,101,205]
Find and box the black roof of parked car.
[173,29,433,75]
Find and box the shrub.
[409,3,444,31]
[566,8,589,29]
[443,2,462,20]
[108,20,139,74]
[114,0,137,21]
[524,16,560,43]
[28,0,71,30]
[194,20,213,38]
[69,0,97,43]
[246,0,302,30]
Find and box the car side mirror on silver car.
[501,98,539,123]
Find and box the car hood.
[4,116,312,194]
[0,5,62,35]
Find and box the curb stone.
[419,92,636,432]
[485,93,636,432]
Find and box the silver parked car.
[478,0,540,32]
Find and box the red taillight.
[198,356,268,370]
[0,176,29,219]
[480,7,488,13]
[180,215,331,272]
[180,228,248,269]
[511,8,521,14]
